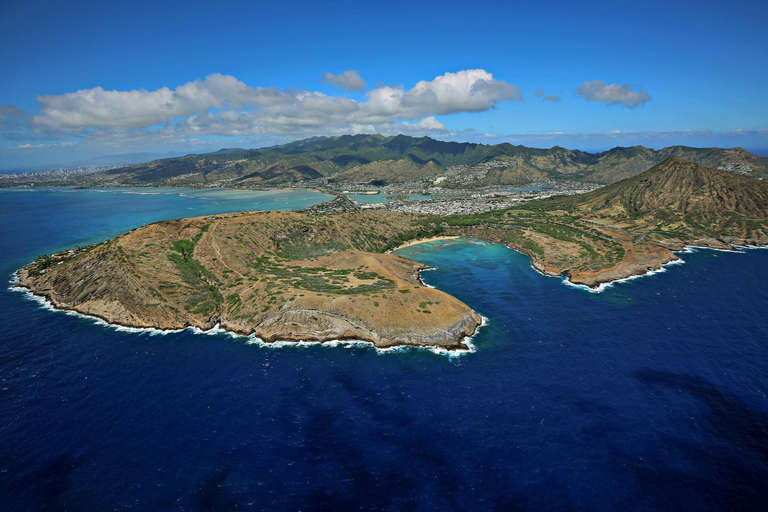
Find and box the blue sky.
[1,0,767,169]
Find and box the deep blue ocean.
[1,188,768,511]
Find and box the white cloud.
[320,70,367,91]
[400,116,447,132]
[8,69,522,147]
[412,116,446,131]
[0,105,28,123]
[543,95,560,102]
[0,105,30,140]
[112,71,512,135]
[32,74,288,130]
[576,80,651,109]
[404,69,521,115]
[16,141,76,149]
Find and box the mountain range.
[73,134,768,188]
[19,157,768,336]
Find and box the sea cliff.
[15,210,482,350]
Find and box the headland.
[14,157,768,350]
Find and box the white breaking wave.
[10,281,186,336]
[243,318,486,358]
[9,275,486,357]
[244,314,489,358]
[417,267,437,289]
[560,243,765,293]
[562,258,685,293]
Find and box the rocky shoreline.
[13,272,484,353]
[12,215,485,353]
[12,154,768,351]
[527,237,768,289]
[12,232,767,353]
[417,234,768,290]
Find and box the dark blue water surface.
[1,189,768,511]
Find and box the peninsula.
[15,157,768,350]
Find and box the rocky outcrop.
[15,210,483,351]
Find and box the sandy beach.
[388,236,461,252]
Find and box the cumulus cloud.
[0,105,28,122]
[400,116,446,132]
[405,69,521,114]
[534,90,559,102]
[4,69,522,150]
[361,69,520,123]
[32,74,288,130]
[320,70,367,91]
[576,80,651,108]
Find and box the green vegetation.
[276,242,350,260]
[21,157,768,337]
[24,134,766,190]
[25,242,103,277]
[248,256,396,295]
[168,227,222,317]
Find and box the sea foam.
[9,273,484,358]
[560,243,767,293]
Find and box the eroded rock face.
[21,159,766,343]
[16,211,482,350]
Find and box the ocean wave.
[683,244,742,254]
[731,244,768,251]
[562,257,686,293]
[11,285,185,336]
[11,281,485,357]
[244,326,484,358]
[560,243,765,293]
[417,267,437,288]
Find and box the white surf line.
[562,242,767,293]
[179,314,488,358]
[9,276,186,336]
[9,272,485,357]
[244,314,487,358]
[417,267,437,289]
[682,244,742,254]
[562,257,686,293]
[731,244,768,251]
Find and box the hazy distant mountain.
[62,135,768,188]
[71,151,189,167]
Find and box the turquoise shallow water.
[0,187,330,267]
[1,189,768,510]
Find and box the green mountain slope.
[544,156,768,240]
[61,135,768,188]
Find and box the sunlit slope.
[17,210,481,349]
[557,157,768,239]
[73,135,768,187]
